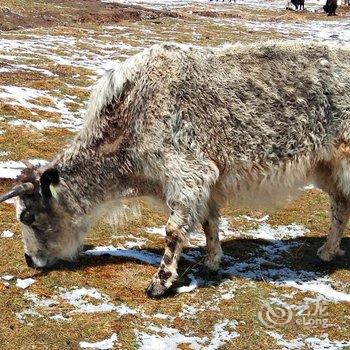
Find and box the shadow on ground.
[30,236,350,296]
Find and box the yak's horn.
[21,160,33,169]
[0,183,35,203]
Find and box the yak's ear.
[40,168,60,200]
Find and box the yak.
[1,41,350,298]
[323,0,337,16]
[287,0,305,10]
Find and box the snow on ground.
[1,1,350,348]
[88,214,350,304]
[146,215,306,245]
[0,84,83,131]
[135,325,206,350]
[0,1,348,135]
[5,211,350,347]
[1,229,14,238]
[1,275,14,281]
[104,0,344,11]
[84,246,162,266]
[79,333,118,350]
[267,331,350,350]
[238,18,350,43]
[0,159,48,179]
[135,319,239,350]
[15,278,36,289]
[60,287,140,315]
[15,287,142,325]
[60,287,117,313]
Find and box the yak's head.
[0,162,87,269]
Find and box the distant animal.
[286,0,305,10]
[1,41,350,299]
[323,0,337,15]
[210,0,236,2]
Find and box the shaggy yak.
[323,0,337,16]
[286,0,305,10]
[1,41,349,298]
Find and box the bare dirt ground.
[0,0,180,31]
[0,0,350,349]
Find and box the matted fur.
[54,41,350,214]
[13,41,350,297]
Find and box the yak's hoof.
[310,256,328,267]
[197,265,218,279]
[145,281,169,299]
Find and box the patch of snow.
[1,230,14,238]
[59,287,139,316]
[84,246,161,266]
[145,226,166,236]
[146,218,305,248]
[283,280,350,303]
[2,275,14,281]
[16,278,35,289]
[241,18,350,43]
[267,331,350,350]
[242,214,269,222]
[177,273,200,294]
[178,304,200,319]
[154,313,173,320]
[207,320,239,350]
[136,320,239,350]
[24,291,57,308]
[0,64,54,76]
[217,281,236,301]
[0,85,83,131]
[303,184,316,190]
[120,234,147,249]
[0,85,52,111]
[103,0,344,12]
[242,223,307,240]
[0,150,9,157]
[115,304,138,316]
[146,217,238,247]
[15,309,42,325]
[0,159,48,179]
[135,325,206,350]
[79,333,118,350]
[60,287,116,313]
[8,118,69,131]
[220,242,350,304]
[50,314,71,322]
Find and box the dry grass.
[1,189,350,349]
[0,0,350,349]
[0,123,72,160]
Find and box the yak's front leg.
[202,202,223,271]
[317,193,350,261]
[145,156,219,298]
[146,219,188,299]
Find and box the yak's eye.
[20,210,35,225]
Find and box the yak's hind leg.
[202,200,223,271]
[315,146,350,261]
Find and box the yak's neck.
[51,137,138,215]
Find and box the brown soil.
[0,0,180,31]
